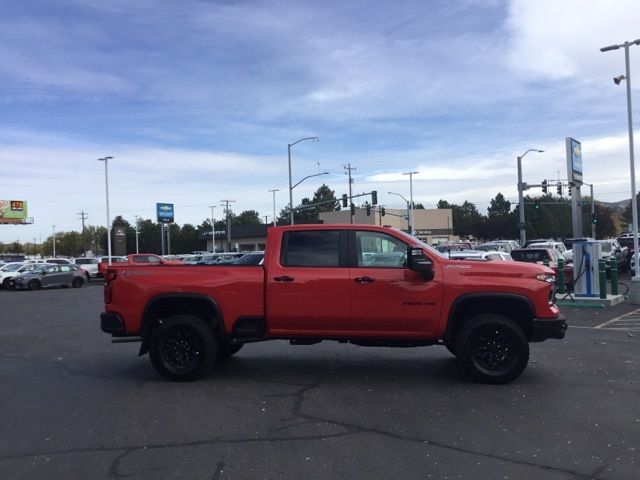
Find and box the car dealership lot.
[0,286,639,480]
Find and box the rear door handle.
[354,276,375,284]
[274,275,295,282]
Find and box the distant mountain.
[598,199,630,212]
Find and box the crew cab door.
[267,229,350,335]
[349,230,443,336]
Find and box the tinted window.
[75,258,97,265]
[283,231,340,267]
[356,231,407,268]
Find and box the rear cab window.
[281,230,344,267]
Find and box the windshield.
[2,263,25,272]
[233,253,264,265]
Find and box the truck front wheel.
[149,315,218,381]
[455,314,529,384]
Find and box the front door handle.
[354,276,375,284]
[274,275,295,282]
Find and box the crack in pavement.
[1,381,611,480]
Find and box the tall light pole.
[98,156,114,264]
[209,205,216,253]
[402,171,418,234]
[290,172,329,223]
[51,225,56,257]
[268,189,279,227]
[516,149,544,246]
[134,215,140,254]
[220,199,235,252]
[288,136,319,225]
[601,39,640,279]
[388,192,411,231]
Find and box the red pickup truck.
[100,225,566,384]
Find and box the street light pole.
[134,215,140,254]
[51,225,56,257]
[402,172,418,234]
[516,149,544,246]
[268,189,279,227]
[97,156,113,264]
[288,137,319,225]
[601,39,640,279]
[388,192,411,232]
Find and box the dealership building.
[319,207,456,244]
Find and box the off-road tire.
[217,342,244,360]
[149,315,218,381]
[455,314,529,384]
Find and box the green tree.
[233,210,262,226]
[278,184,339,224]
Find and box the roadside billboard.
[156,203,174,223]
[0,200,28,221]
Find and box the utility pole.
[220,199,236,252]
[52,225,56,257]
[264,215,269,225]
[344,163,356,223]
[268,189,279,227]
[209,206,216,253]
[77,210,88,256]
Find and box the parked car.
[597,239,628,272]
[8,264,85,290]
[527,241,570,261]
[447,250,512,261]
[616,233,635,268]
[511,248,573,288]
[0,263,39,288]
[474,242,513,253]
[232,251,265,265]
[97,256,129,276]
[73,257,99,279]
[44,258,74,265]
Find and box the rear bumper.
[531,315,567,342]
[100,312,126,335]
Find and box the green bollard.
[557,257,566,294]
[610,260,619,296]
[599,259,607,299]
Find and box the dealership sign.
[156,203,174,223]
[0,200,28,220]
[565,137,583,186]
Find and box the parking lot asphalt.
[0,283,639,480]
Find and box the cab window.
[282,230,341,267]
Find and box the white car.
[73,257,99,278]
[44,258,74,265]
[527,241,570,261]
[447,250,513,261]
[0,263,41,288]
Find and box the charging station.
[573,240,602,297]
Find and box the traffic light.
[342,194,348,208]
[556,182,562,195]
[350,203,355,215]
[541,180,547,193]
[568,182,573,197]
[380,207,386,216]
[366,204,371,216]
[592,213,597,224]
[534,199,540,209]
[371,190,378,205]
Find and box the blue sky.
[1,0,640,243]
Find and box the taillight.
[104,269,117,283]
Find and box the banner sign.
[565,137,583,186]
[0,200,28,220]
[156,203,174,223]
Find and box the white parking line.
[594,308,640,330]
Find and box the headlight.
[536,273,556,283]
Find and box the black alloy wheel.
[455,314,529,384]
[149,315,218,381]
[27,280,41,290]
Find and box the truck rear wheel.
[149,315,218,381]
[455,314,529,384]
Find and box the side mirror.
[408,246,434,279]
